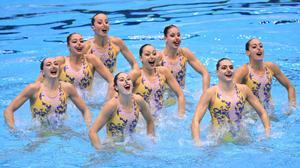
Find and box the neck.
[142,66,155,76]
[94,35,109,47]
[164,46,178,58]
[218,80,234,92]
[118,93,132,107]
[249,59,264,70]
[43,78,59,90]
[69,53,82,63]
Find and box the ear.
[246,50,250,56]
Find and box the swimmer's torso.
[245,63,273,109]
[161,49,187,88]
[90,38,119,73]
[30,83,67,119]
[59,57,94,90]
[106,97,140,138]
[209,84,246,127]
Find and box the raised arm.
[89,99,116,150]
[191,89,212,145]
[135,95,155,136]
[268,62,296,106]
[112,37,139,71]
[161,67,186,117]
[184,48,210,91]
[64,82,92,127]
[3,83,37,129]
[86,54,114,99]
[244,85,270,137]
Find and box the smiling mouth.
[148,60,155,66]
[50,69,58,75]
[257,52,262,56]
[174,41,180,46]
[225,74,232,78]
[124,84,131,90]
[102,29,108,33]
[75,47,83,52]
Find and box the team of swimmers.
[3,12,296,149]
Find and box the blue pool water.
[1,0,300,167]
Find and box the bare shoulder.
[110,36,123,45]
[265,61,278,69]
[27,82,42,93]
[55,56,66,64]
[133,94,144,103]
[206,85,217,95]
[236,83,251,94]
[103,97,119,110]
[234,64,249,76]
[85,53,97,61]
[156,66,169,74]
[181,47,193,55]
[60,81,75,92]
[236,64,248,71]
[22,82,42,97]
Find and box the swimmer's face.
[140,45,157,69]
[246,38,264,61]
[92,13,109,36]
[116,73,133,95]
[217,59,234,82]
[42,58,60,78]
[68,33,85,55]
[165,27,181,49]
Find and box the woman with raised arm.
[234,38,296,116]
[192,58,270,145]
[85,12,139,73]
[4,57,92,129]
[89,72,154,150]
[131,44,186,117]
[57,32,114,99]
[159,24,210,91]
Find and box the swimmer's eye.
[144,52,151,57]
[229,65,234,70]
[152,51,157,56]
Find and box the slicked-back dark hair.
[91,12,106,25]
[163,24,178,37]
[216,58,231,70]
[139,44,152,57]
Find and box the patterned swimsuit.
[106,97,140,138]
[134,70,166,115]
[161,49,187,88]
[209,85,246,127]
[245,64,273,110]
[59,57,94,90]
[90,39,118,73]
[30,83,67,122]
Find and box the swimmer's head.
[113,72,123,92]
[113,72,133,94]
[139,44,152,57]
[245,38,261,51]
[67,32,82,46]
[91,12,107,26]
[216,58,232,70]
[163,24,178,37]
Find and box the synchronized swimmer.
[2,12,297,149]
